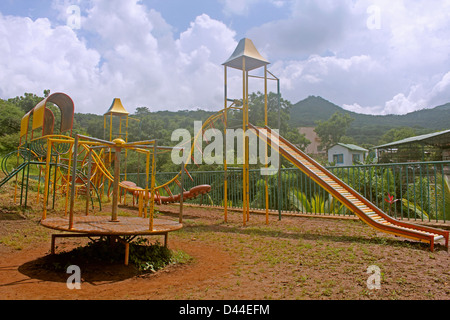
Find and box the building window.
[333,154,344,164]
[352,154,360,163]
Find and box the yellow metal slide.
[250,124,449,251]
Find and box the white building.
[328,143,368,166]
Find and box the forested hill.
[1,92,449,154]
[290,96,450,145]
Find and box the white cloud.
[246,0,450,115]
[247,0,355,59]
[384,93,422,115]
[271,54,386,109]
[1,0,450,116]
[173,14,237,109]
[342,103,382,115]
[177,14,236,64]
[0,13,101,112]
[220,0,260,16]
[0,1,239,114]
[432,72,450,95]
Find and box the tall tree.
[0,99,25,153]
[378,127,416,145]
[8,91,47,113]
[229,91,310,151]
[314,112,354,151]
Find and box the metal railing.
[123,161,450,223]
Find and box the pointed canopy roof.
[223,38,269,71]
[104,98,129,116]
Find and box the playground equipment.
[0,93,76,207]
[104,98,130,142]
[1,38,448,256]
[220,38,449,251]
[0,95,214,265]
[250,125,449,251]
[39,135,184,265]
[222,38,274,226]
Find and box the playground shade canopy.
[104,98,130,116]
[20,92,74,140]
[223,38,270,71]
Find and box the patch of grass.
[129,238,175,272]
[0,226,51,250]
[169,248,193,265]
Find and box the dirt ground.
[0,199,449,301]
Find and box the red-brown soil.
[0,203,449,301]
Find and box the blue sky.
[1,0,450,116]
[0,0,290,42]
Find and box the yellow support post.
[103,115,106,140]
[149,143,157,231]
[138,190,144,217]
[222,38,271,226]
[43,139,52,220]
[69,136,79,230]
[119,115,122,138]
[245,69,250,222]
[109,114,113,164]
[123,115,129,203]
[224,65,228,223]
[111,144,120,222]
[264,65,269,225]
[109,114,113,141]
[64,142,73,216]
[125,115,129,143]
[36,165,42,205]
[144,151,150,219]
[85,149,92,216]
[242,57,247,226]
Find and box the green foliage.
[401,198,429,220]
[403,174,450,221]
[228,91,311,150]
[0,132,20,155]
[379,127,416,145]
[331,165,450,221]
[332,166,396,212]
[129,238,174,272]
[7,92,44,113]
[249,168,349,214]
[0,100,24,154]
[0,99,24,136]
[4,91,448,157]
[314,112,354,151]
[288,189,347,215]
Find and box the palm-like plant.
[288,189,348,215]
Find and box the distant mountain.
[289,96,450,145]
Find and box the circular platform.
[40,216,183,235]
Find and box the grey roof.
[331,143,368,152]
[373,129,450,149]
[223,38,269,71]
